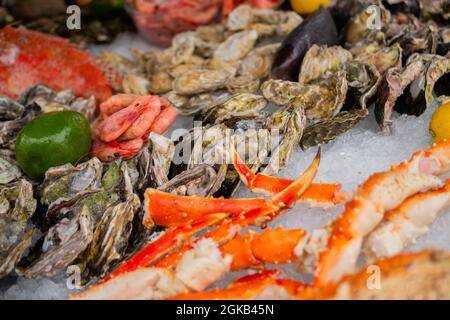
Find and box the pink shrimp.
[91,138,144,162]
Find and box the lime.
[15,111,92,181]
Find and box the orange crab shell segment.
[143,188,267,227]
[220,231,262,271]
[102,213,229,283]
[251,227,307,264]
[0,26,111,102]
[171,269,282,300]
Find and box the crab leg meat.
[232,144,347,208]
[364,179,450,260]
[314,142,450,286]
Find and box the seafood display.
[0,0,449,301]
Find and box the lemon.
[290,0,330,14]
[429,101,450,143]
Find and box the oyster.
[261,79,302,106]
[173,69,231,95]
[164,91,189,110]
[21,205,93,278]
[202,93,268,125]
[299,45,353,84]
[264,101,306,175]
[213,30,258,62]
[159,164,226,197]
[238,44,280,80]
[271,7,339,81]
[300,108,370,150]
[0,96,25,120]
[148,71,173,95]
[226,76,260,94]
[351,43,403,75]
[81,194,140,279]
[300,71,349,120]
[179,91,231,116]
[0,153,22,184]
[376,53,450,134]
[226,4,253,31]
[344,61,382,109]
[149,133,175,187]
[206,59,238,77]
[41,158,103,219]
[0,180,37,278]
[344,3,391,46]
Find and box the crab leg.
[314,142,450,286]
[232,144,347,208]
[76,149,320,299]
[172,269,307,300]
[364,179,450,260]
[102,213,229,283]
[155,149,321,270]
[144,190,266,227]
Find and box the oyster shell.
[238,44,280,80]
[301,71,349,120]
[180,91,231,116]
[41,158,103,219]
[376,53,450,134]
[344,61,382,109]
[173,69,231,95]
[344,3,391,46]
[0,154,22,184]
[21,205,94,278]
[226,76,260,94]
[164,91,189,110]
[206,59,238,77]
[0,96,24,120]
[352,43,403,75]
[213,30,258,62]
[226,4,253,31]
[300,108,370,150]
[202,93,268,125]
[261,79,302,106]
[299,45,353,84]
[149,133,175,187]
[81,194,140,279]
[0,179,37,278]
[264,102,306,175]
[159,164,226,197]
[148,71,173,95]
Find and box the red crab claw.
[155,148,321,269]
[102,213,229,283]
[0,26,111,102]
[231,144,347,208]
[143,189,266,227]
[220,227,307,271]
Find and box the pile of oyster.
[96,5,303,115]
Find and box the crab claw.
[143,189,266,227]
[102,213,229,283]
[232,145,346,208]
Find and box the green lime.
[15,111,92,181]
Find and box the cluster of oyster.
[96,5,303,115]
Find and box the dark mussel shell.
[271,7,339,81]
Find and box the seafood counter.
[0,0,450,299]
